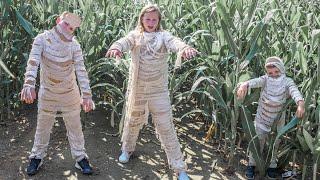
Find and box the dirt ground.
[0,105,249,180]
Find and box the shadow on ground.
[0,106,247,180]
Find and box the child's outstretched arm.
[163,32,199,64]
[106,49,123,58]
[236,76,267,100]
[237,82,249,99]
[105,31,136,59]
[287,78,305,118]
[296,100,305,118]
[181,47,198,59]
[20,35,43,104]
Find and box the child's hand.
[237,82,249,99]
[81,98,95,112]
[296,100,305,118]
[20,87,37,104]
[182,48,198,59]
[106,49,122,59]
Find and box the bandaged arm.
[73,43,92,99]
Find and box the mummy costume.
[23,16,93,164]
[109,30,190,172]
[244,57,303,168]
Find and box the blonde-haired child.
[106,4,198,180]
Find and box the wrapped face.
[57,12,81,34]
[264,56,285,78]
[59,20,77,34]
[266,65,281,78]
[141,11,160,32]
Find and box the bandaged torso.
[136,32,172,100]
[248,75,303,131]
[109,30,190,123]
[23,26,92,112]
[110,30,189,100]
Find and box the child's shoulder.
[71,36,80,44]
[157,30,176,41]
[126,30,142,38]
[252,75,267,81]
[34,31,46,39]
[159,30,171,36]
[284,77,296,84]
[35,30,54,41]
[128,29,139,34]
[260,75,268,79]
[283,77,300,88]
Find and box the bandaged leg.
[29,109,56,159]
[248,126,268,166]
[63,109,88,162]
[269,118,285,168]
[248,118,285,168]
[121,100,148,152]
[149,97,187,172]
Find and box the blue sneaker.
[26,158,43,176]
[75,158,93,175]
[245,166,255,180]
[118,151,132,163]
[178,171,190,180]
[267,167,277,179]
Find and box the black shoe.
[26,158,42,176]
[75,158,93,175]
[267,168,277,179]
[245,166,255,180]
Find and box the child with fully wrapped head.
[21,12,95,176]
[237,56,305,179]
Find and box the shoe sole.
[27,160,43,176]
[75,162,93,175]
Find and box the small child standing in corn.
[237,56,305,179]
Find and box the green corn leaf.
[276,117,299,140]
[240,105,265,175]
[15,9,34,37]
[0,48,15,78]
[297,134,310,152]
[303,128,315,154]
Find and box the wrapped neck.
[55,24,74,41]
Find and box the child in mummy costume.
[237,57,305,179]
[106,4,198,180]
[20,12,95,175]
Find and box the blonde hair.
[137,4,162,32]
